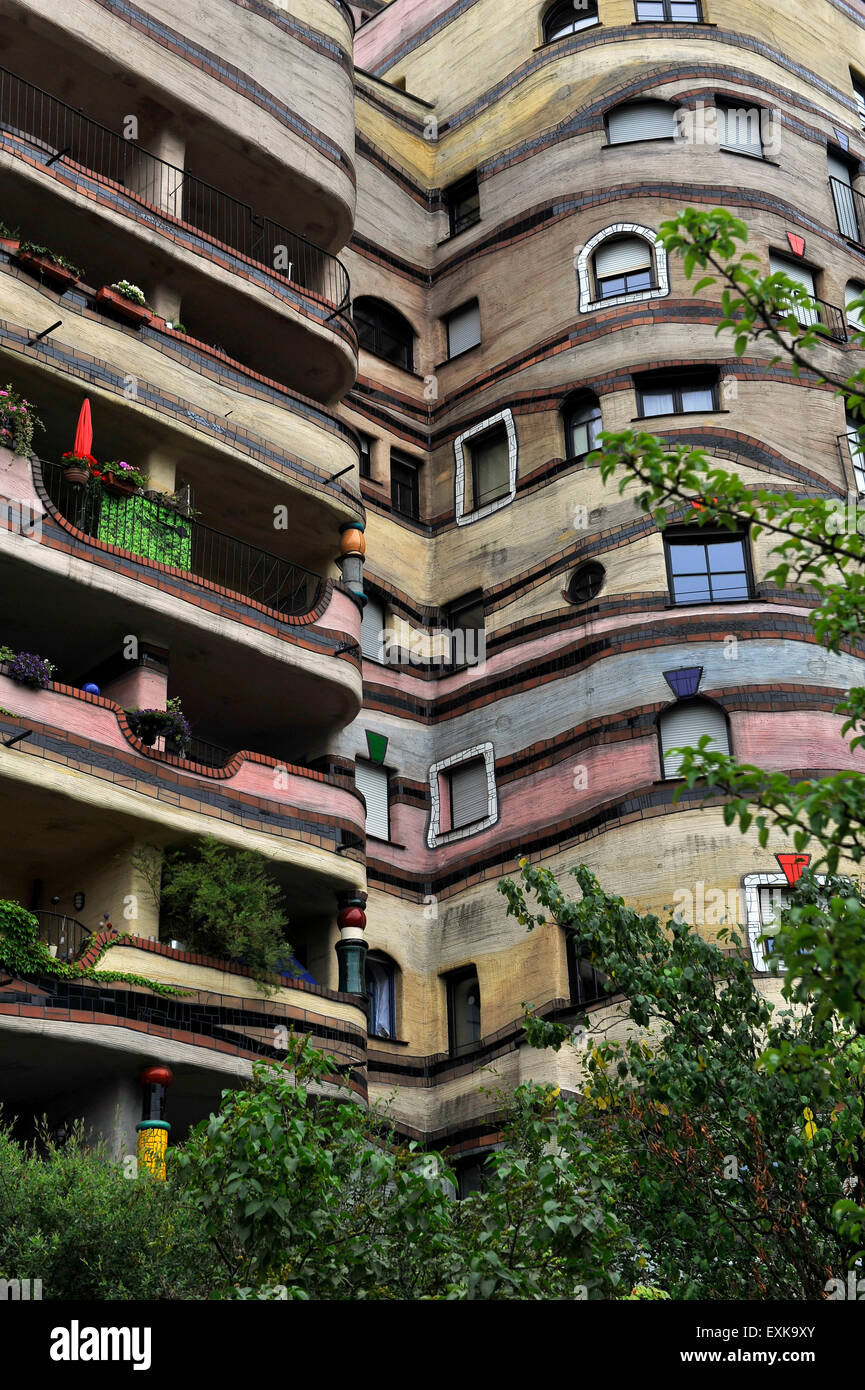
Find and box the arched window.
[846,280,865,333]
[354,297,414,371]
[446,966,481,1054]
[366,951,398,1039]
[606,101,676,145]
[659,699,730,779]
[543,0,599,42]
[563,391,602,458]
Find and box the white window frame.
[742,872,826,973]
[427,743,497,847]
[454,409,517,525]
[577,223,670,313]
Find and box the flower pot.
[131,723,159,747]
[0,238,19,256]
[62,464,90,486]
[17,251,78,290]
[95,285,153,326]
[102,478,138,497]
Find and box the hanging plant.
[0,385,44,457]
[125,697,191,752]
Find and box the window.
[361,594,386,661]
[358,432,373,479]
[355,759,390,839]
[636,370,719,417]
[769,251,820,328]
[567,561,605,604]
[659,699,730,778]
[828,149,861,243]
[366,952,397,1038]
[445,174,480,237]
[428,743,497,845]
[446,966,481,1054]
[566,933,612,1006]
[354,297,414,371]
[564,392,602,458]
[465,423,510,510]
[390,451,419,519]
[454,409,517,524]
[446,300,481,358]
[635,0,702,19]
[543,0,599,42]
[846,411,865,493]
[846,281,865,334]
[717,102,763,157]
[607,101,676,144]
[594,236,654,299]
[665,531,751,604]
[446,593,485,668]
[852,70,865,129]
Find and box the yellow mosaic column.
[136,1065,173,1180]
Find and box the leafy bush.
[158,836,289,983]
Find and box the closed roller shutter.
[660,701,729,778]
[356,760,389,839]
[594,237,652,278]
[449,758,490,829]
[828,153,859,241]
[361,595,386,660]
[607,102,675,144]
[718,103,763,155]
[769,252,817,326]
[447,302,481,358]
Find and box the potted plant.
[0,220,19,256]
[125,697,191,752]
[96,280,153,326]
[0,385,43,457]
[165,320,187,335]
[98,459,148,497]
[4,650,56,689]
[16,241,83,290]
[60,450,96,486]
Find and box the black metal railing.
[163,734,232,768]
[39,458,322,616]
[772,295,847,343]
[830,176,864,246]
[0,66,350,313]
[570,956,614,1007]
[33,910,91,962]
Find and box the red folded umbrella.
[73,398,93,458]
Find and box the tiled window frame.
[742,872,825,973]
[454,409,517,526]
[427,743,498,847]
[577,223,670,314]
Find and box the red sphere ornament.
[337,906,367,931]
[140,1065,173,1087]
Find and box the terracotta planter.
[96,285,153,325]
[102,477,138,497]
[0,238,19,256]
[17,251,79,289]
[62,464,90,486]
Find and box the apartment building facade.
[1,0,864,1174]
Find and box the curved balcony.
[32,908,91,962]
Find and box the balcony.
[830,176,864,246]
[38,456,322,619]
[772,295,847,344]
[32,908,91,962]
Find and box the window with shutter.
[449,757,490,829]
[717,103,763,156]
[659,700,730,778]
[607,102,675,144]
[355,760,390,839]
[361,595,386,661]
[829,151,860,242]
[769,252,819,327]
[594,237,654,297]
[446,301,481,358]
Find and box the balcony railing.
[772,296,847,343]
[33,910,91,962]
[830,176,864,246]
[38,458,322,617]
[0,66,350,315]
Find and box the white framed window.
[446,300,481,358]
[454,409,517,525]
[659,699,730,778]
[828,150,860,242]
[607,101,676,145]
[355,760,390,840]
[769,252,819,328]
[846,411,865,494]
[743,872,826,973]
[361,594,387,661]
[577,223,670,313]
[717,102,764,158]
[427,743,497,846]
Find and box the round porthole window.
[567,562,605,605]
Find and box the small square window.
[445,174,480,237]
[428,743,497,845]
[636,372,719,417]
[390,452,419,519]
[666,532,751,604]
[446,301,481,358]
